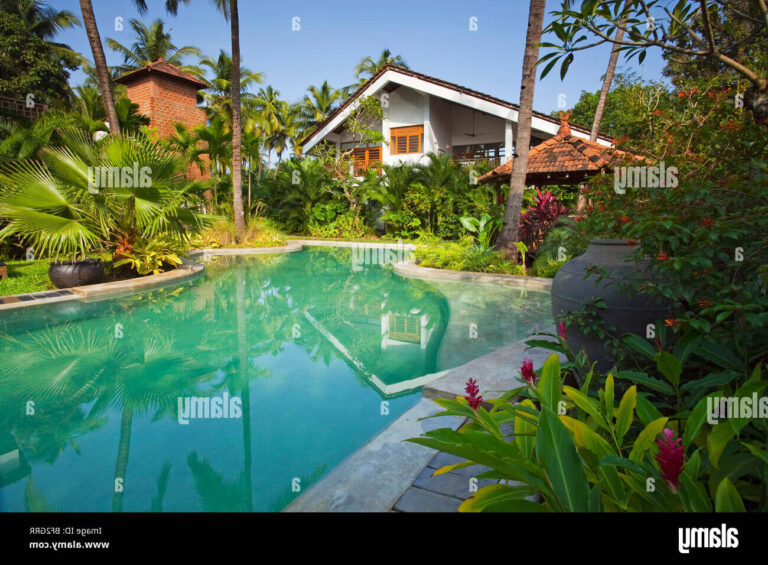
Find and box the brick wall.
[123,74,209,180]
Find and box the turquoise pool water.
[0,248,551,512]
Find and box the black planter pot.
[48,259,105,289]
[551,239,672,370]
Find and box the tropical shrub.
[114,236,184,276]
[0,129,210,262]
[573,81,768,365]
[190,217,284,248]
[414,236,523,275]
[519,188,567,253]
[530,222,587,278]
[409,352,767,512]
[459,214,502,251]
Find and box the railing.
[353,161,383,177]
[453,155,501,167]
[0,95,47,121]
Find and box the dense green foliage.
[0,11,80,107]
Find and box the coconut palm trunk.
[235,267,253,511]
[497,0,546,261]
[230,0,246,239]
[576,15,627,214]
[79,0,120,135]
[112,407,133,512]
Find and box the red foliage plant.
[518,189,567,252]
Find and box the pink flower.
[521,358,536,387]
[655,428,685,493]
[464,378,483,411]
[559,321,567,340]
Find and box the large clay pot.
[48,259,104,289]
[551,239,671,370]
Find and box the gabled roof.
[477,113,643,185]
[114,58,208,89]
[301,64,613,152]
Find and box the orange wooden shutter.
[390,125,423,155]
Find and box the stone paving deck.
[393,452,498,512]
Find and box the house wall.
[450,105,506,147]
[429,95,452,156]
[384,87,430,166]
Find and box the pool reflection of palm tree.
[186,258,292,511]
[0,326,113,466]
[89,325,213,512]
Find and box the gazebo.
[477,111,641,193]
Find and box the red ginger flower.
[559,321,567,340]
[655,428,684,493]
[521,358,536,387]
[464,378,483,411]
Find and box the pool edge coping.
[284,332,563,512]
[393,261,553,290]
[0,243,305,311]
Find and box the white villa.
[301,65,613,175]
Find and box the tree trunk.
[230,0,246,240]
[590,27,625,141]
[247,156,252,210]
[79,0,120,135]
[496,0,547,261]
[112,407,132,512]
[577,15,627,215]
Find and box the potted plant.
[0,128,211,288]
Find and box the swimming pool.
[0,248,551,512]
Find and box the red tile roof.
[114,58,208,89]
[477,113,644,184]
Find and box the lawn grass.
[0,260,55,296]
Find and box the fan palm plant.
[0,128,210,261]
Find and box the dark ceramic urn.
[550,239,671,370]
[49,259,104,289]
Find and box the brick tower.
[114,58,209,180]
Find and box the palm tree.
[225,0,246,239]
[199,50,264,122]
[250,86,283,173]
[193,117,232,214]
[78,0,121,135]
[496,0,547,261]
[0,0,79,41]
[106,18,202,77]
[0,109,74,161]
[299,81,342,130]
[354,48,408,82]
[241,129,261,209]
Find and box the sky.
[52,0,669,115]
